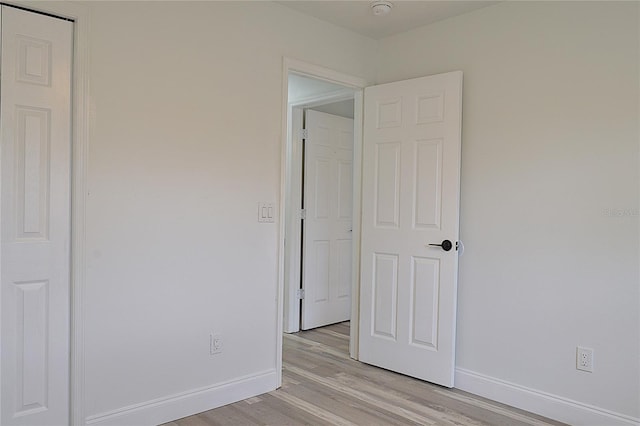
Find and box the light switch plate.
[258,202,275,223]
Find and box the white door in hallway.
[358,72,463,387]
[0,6,73,425]
[302,110,354,330]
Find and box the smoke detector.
[371,1,393,16]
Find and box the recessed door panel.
[376,98,402,129]
[314,158,330,220]
[410,257,440,349]
[416,92,444,124]
[314,125,330,147]
[338,159,352,220]
[372,253,398,340]
[414,139,443,230]
[339,129,353,149]
[313,241,330,303]
[16,107,51,240]
[16,35,51,86]
[336,239,352,299]
[374,142,400,229]
[15,281,49,416]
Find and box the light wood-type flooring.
[163,322,565,426]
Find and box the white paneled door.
[359,72,462,387]
[0,6,73,426]
[302,110,354,330]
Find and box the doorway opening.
[287,74,356,333]
[277,59,366,386]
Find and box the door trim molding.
[289,87,354,109]
[278,58,366,386]
[7,2,90,424]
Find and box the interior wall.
[377,1,639,419]
[288,73,350,103]
[310,99,355,119]
[84,1,376,420]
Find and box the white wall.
[288,73,349,104]
[83,2,376,423]
[311,99,355,119]
[377,1,639,423]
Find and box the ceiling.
[277,1,499,40]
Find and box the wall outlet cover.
[210,333,223,355]
[576,346,593,372]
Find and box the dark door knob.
[429,239,453,251]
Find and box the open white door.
[301,110,353,330]
[1,6,73,425]
[358,72,462,387]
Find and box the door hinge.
[298,209,306,220]
[296,289,305,299]
[299,128,309,140]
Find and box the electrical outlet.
[210,333,223,355]
[576,347,593,372]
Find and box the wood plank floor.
[163,322,565,426]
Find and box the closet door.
[301,110,354,330]
[0,6,73,425]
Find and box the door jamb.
[6,2,90,424]
[278,58,366,387]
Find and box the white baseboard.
[85,369,277,426]
[455,368,640,426]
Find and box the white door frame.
[5,2,90,424]
[277,58,366,386]
[284,89,355,334]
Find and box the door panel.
[374,142,401,228]
[372,253,398,339]
[359,72,462,387]
[302,110,354,330]
[414,139,443,229]
[335,239,351,299]
[410,256,439,348]
[1,6,72,425]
